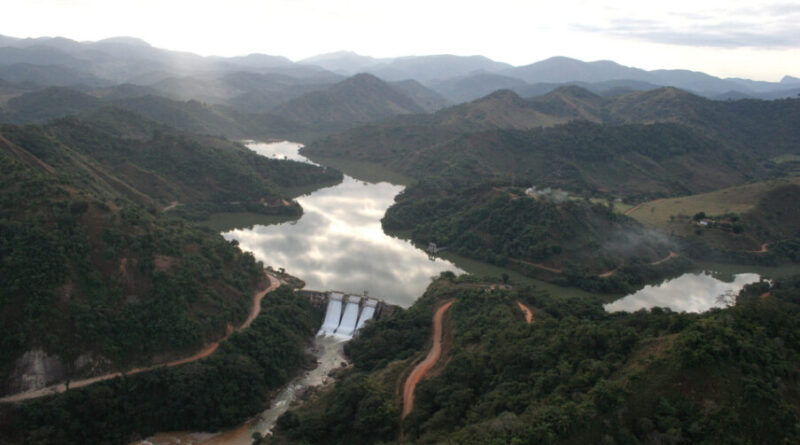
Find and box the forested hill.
[271,274,800,445]
[0,73,449,143]
[0,110,338,397]
[303,86,800,181]
[0,109,342,219]
[383,183,673,283]
[271,73,441,130]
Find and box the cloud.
[576,3,800,49]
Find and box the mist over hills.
[1,33,797,114]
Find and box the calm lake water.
[222,141,463,307]
[605,271,762,313]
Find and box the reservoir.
[604,271,762,313]
[221,141,464,307]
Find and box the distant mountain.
[713,90,755,101]
[300,52,512,82]
[4,86,101,122]
[304,85,800,192]
[271,73,432,129]
[515,79,662,99]
[366,54,512,82]
[504,56,648,84]
[134,71,341,112]
[0,73,444,142]
[0,63,110,88]
[299,51,388,74]
[1,34,796,105]
[0,34,340,87]
[387,79,451,112]
[429,72,528,103]
[782,75,800,85]
[502,56,795,99]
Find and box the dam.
[300,290,384,340]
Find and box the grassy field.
[627,176,800,231]
[626,176,800,251]
[587,197,634,214]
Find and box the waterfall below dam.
[316,292,379,340]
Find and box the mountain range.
[1,34,798,112]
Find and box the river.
[139,141,799,443]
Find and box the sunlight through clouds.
[3,1,798,81]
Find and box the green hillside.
[0,110,338,397]
[1,111,342,220]
[271,274,800,445]
[627,178,800,261]
[383,182,687,292]
[304,87,800,174]
[0,286,322,444]
[0,74,448,143]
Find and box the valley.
[0,31,799,445]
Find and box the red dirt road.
[517,301,534,324]
[402,300,455,418]
[0,273,279,404]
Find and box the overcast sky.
[4,0,799,81]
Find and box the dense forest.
[305,87,800,175]
[0,109,338,397]
[1,110,342,220]
[384,182,672,274]
[0,286,322,445]
[272,273,800,445]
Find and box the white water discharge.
[355,300,377,331]
[334,296,361,339]
[317,292,344,336]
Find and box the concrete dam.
[305,291,383,340]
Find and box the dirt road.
[0,273,279,404]
[163,201,179,211]
[402,300,455,418]
[511,258,563,274]
[650,251,677,265]
[517,301,534,324]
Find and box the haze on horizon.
[4,0,799,81]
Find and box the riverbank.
[137,336,348,445]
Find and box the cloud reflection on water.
[604,272,761,313]
[223,142,463,307]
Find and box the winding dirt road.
[0,273,279,404]
[517,301,534,324]
[402,300,454,418]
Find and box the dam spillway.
[335,296,361,338]
[310,291,383,340]
[355,299,377,331]
[317,292,344,336]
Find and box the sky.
[3,0,799,81]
